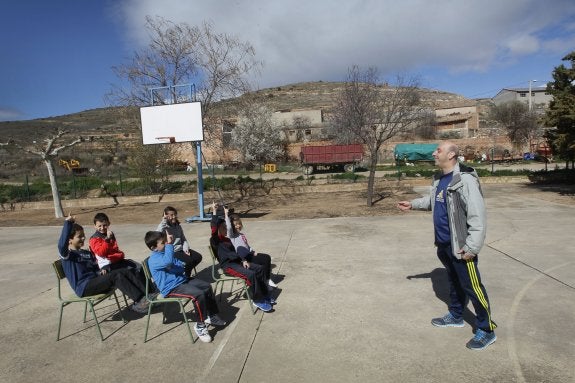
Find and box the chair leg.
[112,292,127,323]
[243,283,257,314]
[144,302,154,343]
[82,301,89,323]
[57,304,65,341]
[178,301,196,343]
[87,301,105,341]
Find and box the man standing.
[398,141,497,350]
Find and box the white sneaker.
[205,314,227,327]
[194,324,212,343]
[268,279,278,288]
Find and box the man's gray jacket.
[410,162,486,257]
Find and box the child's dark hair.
[69,223,84,239]
[229,213,242,229]
[93,212,110,224]
[164,206,177,215]
[145,231,165,250]
[163,206,180,224]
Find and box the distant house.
[492,87,552,110]
[434,105,479,139]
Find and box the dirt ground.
[1,180,573,228]
[0,184,416,227]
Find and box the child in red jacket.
[89,212,142,276]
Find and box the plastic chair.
[141,257,196,343]
[208,245,256,314]
[53,259,126,341]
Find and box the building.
[434,105,479,139]
[492,86,552,110]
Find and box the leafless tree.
[12,128,82,218]
[330,66,428,206]
[489,101,541,153]
[106,16,261,143]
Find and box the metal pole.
[491,147,495,174]
[528,79,537,112]
[196,141,207,220]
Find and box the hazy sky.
[1,0,574,121]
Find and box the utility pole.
[528,79,537,112]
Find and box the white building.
[492,87,552,109]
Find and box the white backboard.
[140,102,203,145]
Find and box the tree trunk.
[366,157,378,207]
[45,159,64,218]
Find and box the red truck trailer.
[300,144,364,175]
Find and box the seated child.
[58,214,149,313]
[145,230,226,343]
[211,212,275,313]
[223,206,276,288]
[89,213,143,277]
[157,206,202,277]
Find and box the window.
[519,93,527,97]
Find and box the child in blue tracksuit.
[58,214,149,313]
[144,230,225,343]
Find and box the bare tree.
[489,101,540,152]
[330,66,428,206]
[106,16,261,143]
[231,104,284,167]
[12,128,81,218]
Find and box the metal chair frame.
[142,257,197,343]
[53,259,126,341]
[208,245,256,314]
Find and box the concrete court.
[0,183,573,383]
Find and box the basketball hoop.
[155,136,176,144]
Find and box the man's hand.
[397,201,412,211]
[458,249,476,260]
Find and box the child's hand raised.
[65,212,75,222]
[165,232,174,244]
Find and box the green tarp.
[394,143,438,161]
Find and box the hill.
[0,81,477,178]
[0,81,476,138]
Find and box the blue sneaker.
[265,296,277,305]
[253,300,272,312]
[466,329,496,350]
[431,312,464,328]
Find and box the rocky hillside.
[0,81,478,178]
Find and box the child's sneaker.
[205,314,227,327]
[466,329,496,350]
[252,300,273,312]
[194,324,212,343]
[431,312,464,328]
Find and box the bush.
[528,169,575,184]
[330,173,365,182]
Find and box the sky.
[1,0,575,121]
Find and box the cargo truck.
[300,144,364,175]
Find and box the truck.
[300,144,364,175]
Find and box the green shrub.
[528,169,575,184]
[330,173,366,182]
